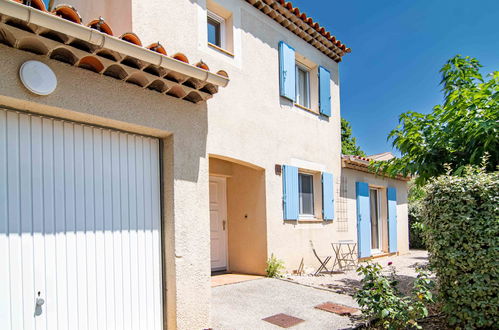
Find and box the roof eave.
[245,0,350,62]
[0,0,230,103]
[341,158,411,182]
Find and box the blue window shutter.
[322,172,334,220]
[387,187,398,253]
[282,165,299,220]
[356,182,371,258]
[279,41,296,101]
[42,0,50,10]
[318,66,331,116]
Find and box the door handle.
[222,220,226,231]
[35,291,44,316]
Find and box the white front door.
[0,109,163,330]
[210,176,228,271]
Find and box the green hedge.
[422,169,499,328]
[409,205,426,249]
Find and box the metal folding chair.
[310,240,331,275]
[331,241,358,272]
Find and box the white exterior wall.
[129,0,342,272]
[0,44,211,330]
[17,0,347,327]
[342,168,410,256]
[128,0,341,270]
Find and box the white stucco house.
[0,0,409,329]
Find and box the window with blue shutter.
[387,187,398,253]
[318,66,331,117]
[356,182,371,258]
[322,172,334,220]
[282,165,299,220]
[279,41,296,101]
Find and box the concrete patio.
[211,277,359,329]
[211,251,428,329]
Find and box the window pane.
[299,174,314,215]
[295,66,310,108]
[370,189,379,249]
[207,17,221,46]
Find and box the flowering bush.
[354,262,434,329]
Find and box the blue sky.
[291,0,499,156]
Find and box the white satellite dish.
[19,60,57,96]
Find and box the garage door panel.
[119,133,133,330]
[110,130,125,330]
[7,111,25,330]
[41,117,58,330]
[53,119,69,330]
[0,109,11,330]
[127,134,140,330]
[31,116,47,330]
[93,129,107,330]
[19,114,36,330]
[151,138,162,330]
[136,136,148,329]
[0,109,163,330]
[102,129,116,330]
[75,123,90,330]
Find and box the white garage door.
[0,109,163,330]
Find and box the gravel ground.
[286,250,429,296]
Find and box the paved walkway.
[211,278,358,329]
[211,251,428,329]
[211,273,264,287]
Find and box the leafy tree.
[407,180,426,249]
[341,117,365,156]
[373,55,498,185]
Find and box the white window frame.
[295,63,311,109]
[298,172,315,218]
[207,10,226,49]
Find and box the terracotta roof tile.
[120,32,142,46]
[341,155,410,181]
[247,0,350,62]
[53,4,82,24]
[11,0,226,78]
[3,0,229,103]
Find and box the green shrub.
[409,215,426,250]
[408,180,427,249]
[354,263,434,329]
[422,167,499,328]
[265,254,285,278]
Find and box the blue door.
[356,182,371,258]
[387,187,398,253]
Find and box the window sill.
[294,103,319,115]
[297,217,324,223]
[208,42,234,57]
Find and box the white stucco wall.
[124,0,343,276]
[128,0,342,272]
[13,0,349,327]
[342,168,410,256]
[0,45,212,330]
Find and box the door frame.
[209,175,229,272]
